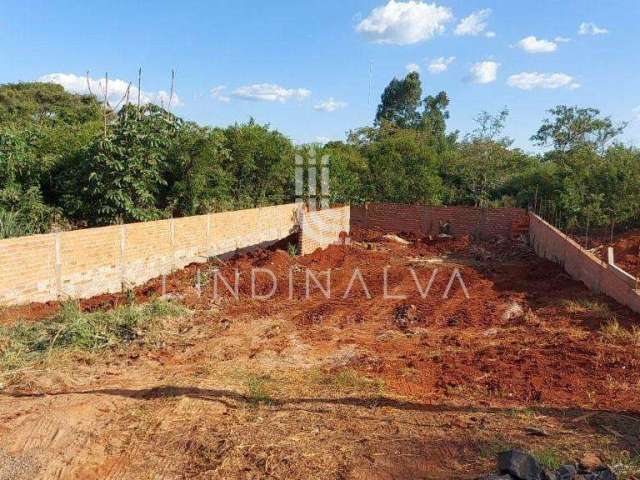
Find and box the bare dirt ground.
[1,229,639,479]
[594,229,640,279]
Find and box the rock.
[480,474,515,480]
[542,469,558,480]
[382,234,411,245]
[393,304,418,329]
[501,301,525,321]
[498,450,544,480]
[579,453,603,472]
[592,467,615,480]
[556,464,577,480]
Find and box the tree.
[223,120,295,207]
[532,105,626,153]
[0,126,60,236]
[448,109,521,207]
[375,72,422,128]
[420,91,452,149]
[0,82,102,127]
[162,124,234,215]
[62,104,181,225]
[361,128,443,205]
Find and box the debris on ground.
[382,233,411,245]
[480,449,618,480]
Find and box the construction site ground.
[0,229,639,479]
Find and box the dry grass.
[600,319,640,345]
[562,298,612,317]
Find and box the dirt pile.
[594,230,640,279]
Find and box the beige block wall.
[0,203,302,306]
[299,206,350,255]
[529,213,640,314]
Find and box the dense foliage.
[0,77,638,239]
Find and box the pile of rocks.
[480,450,617,480]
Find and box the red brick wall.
[529,213,640,314]
[350,203,526,239]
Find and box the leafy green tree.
[62,104,180,225]
[321,142,367,204]
[361,128,443,205]
[0,82,102,127]
[420,91,457,151]
[162,124,234,215]
[447,109,522,207]
[532,105,626,154]
[0,127,60,236]
[223,120,295,207]
[375,72,423,128]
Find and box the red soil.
[2,229,639,414]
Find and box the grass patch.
[532,447,564,470]
[562,298,611,317]
[505,407,537,419]
[600,319,640,345]
[0,300,187,372]
[245,374,274,406]
[315,369,385,394]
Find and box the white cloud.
[507,72,580,90]
[231,83,311,102]
[355,0,453,45]
[485,31,496,38]
[632,106,640,120]
[38,72,183,108]
[313,98,348,112]
[517,36,557,53]
[454,8,491,36]
[578,22,608,35]
[428,56,455,74]
[554,36,571,43]
[405,63,421,73]
[211,85,230,103]
[468,61,499,84]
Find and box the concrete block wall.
[350,203,527,239]
[0,203,301,305]
[299,206,350,255]
[529,213,640,314]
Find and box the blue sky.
[1,0,639,150]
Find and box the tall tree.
[375,72,422,128]
[532,105,626,153]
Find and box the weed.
[125,288,136,305]
[316,369,385,393]
[532,447,564,470]
[287,242,298,257]
[245,374,274,405]
[478,434,516,459]
[0,300,187,371]
[562,299,611,317]
[600,319,640,345]
[506,407,536,419]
